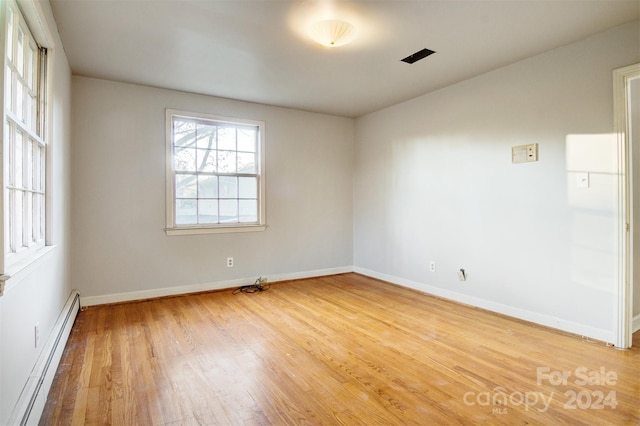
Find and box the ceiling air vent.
[401,48,436,64]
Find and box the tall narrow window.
[3,0,47,265]
[165,110,266,235]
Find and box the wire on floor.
[233,277,270,294]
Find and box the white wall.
[354,21,640,343]
[71,77,354,302]
[0,1,72,423]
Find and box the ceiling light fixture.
[310,19,356,47]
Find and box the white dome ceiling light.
[309,19,357,47]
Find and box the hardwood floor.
[41,273,640,425]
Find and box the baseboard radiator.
[8,290,81,425]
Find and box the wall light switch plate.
[512,143,538,164]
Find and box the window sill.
[165,225,267,236]
[4,245,58,292]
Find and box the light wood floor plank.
[41,273,640,425]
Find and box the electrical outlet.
[429,261,436,272]
[35,322,40,348]
[458,269,467,282]
[258,277,268,284]
[227,257,234,267]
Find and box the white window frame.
[1,0,48,273]
[165,109,266,235]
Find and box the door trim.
[613,63,639,348]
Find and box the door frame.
[613,63,639,349]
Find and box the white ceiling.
[50,0,640,118]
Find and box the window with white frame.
[165,110,266,235]
[3,0,47,265]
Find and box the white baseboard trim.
[80,266,355,307]
[9,290,81,426]
[355,267,615,344]
[633,314,640,333]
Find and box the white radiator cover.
[8,290,80,425]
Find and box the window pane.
[6,121,13,186]
[5,66,12,112]
[33,142,41,191]
[237,152,256,173]
[30,93,37,132]
[25,45,32,91]
[237,127,257,152]
[16,80,24,121]
[219,176,237,198]
[17,28,23,76]
[196,124,216,149]
[25,93,32,129]
[39,193,45,240]
[196,148,216,172]
[7,190,14,252]
[25,138,33,190]
[218,127,236,150]
[33,193,40,241]
[15,190,23,248]
[175,199,197,225]
[217,150,236,173]
[239,177,257,199]
[239,200,257,223]
[219,200,238,223]
[37,144,45,191]
[27,45,36,91]
[173,120,196,147]
[174,147,196,171]
[198,175,218,198]
[25,191,32,244]
[175,174,196,198]
[15,130,23,188]
[6,11,13,62]
[198,199,218,224]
